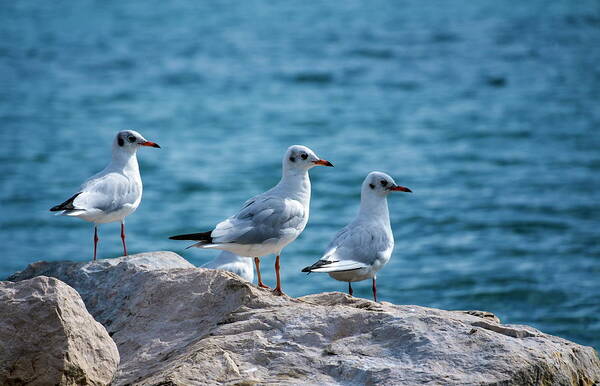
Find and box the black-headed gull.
[302,171,411,302]
[170,145,333,296]
[201,251,254,282]
[50,130,160,260]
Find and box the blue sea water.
[1,1,599,350]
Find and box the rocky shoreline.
[2,252,599,385]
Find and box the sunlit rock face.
[7,252,600,385]
[0,276,119,386]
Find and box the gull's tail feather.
[185,241,214,250]
[58,210,86,217]
[302,259,368,273]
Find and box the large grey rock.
[9,252,600,385]
[0,276,119,386]
[8,251,194,318]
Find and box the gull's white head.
[113,130,160,153]
[361,171,411,198]
[282,145,333,172]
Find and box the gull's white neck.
[274,167,311,204]
[358,193,391,228]
[109,147,140,175]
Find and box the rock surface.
[9,252,600,385]
[0,276,119,386]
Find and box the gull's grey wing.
[312,222,393,270]
[210,195,306,245]
[73,172,140,213]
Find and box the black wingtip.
[50,192,82,212]
[302,259,335,273]
[169,234,193,241]
[169,231,213,242]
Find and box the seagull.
[201,251,254,282]
[301,171,411,302]
[50,130,160,261]
[170,145,333,296]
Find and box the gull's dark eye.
[369,183,375,189]
[289,156,296,162]
[128,136,136,143]
[380,180,388,187]
[301,153,308,160]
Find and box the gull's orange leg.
[254,257,269,289]
[272,255,285,296]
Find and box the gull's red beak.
[313,159,334,167]
[389,185,412,192]
[141,141,160,148]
